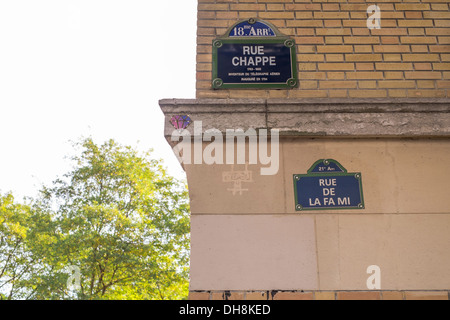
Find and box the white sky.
[0,1,197,199]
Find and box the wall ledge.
[159,98,450,138]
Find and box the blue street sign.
[212,18,298,89]
[293,159,365,211]
[215,42,294,86]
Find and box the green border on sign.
[293,159,365,211]
[211,18,298,89]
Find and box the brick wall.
[196,0,450,99]
[189,290,450,300]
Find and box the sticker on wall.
[170,115,192,131]
[293,159,365,211]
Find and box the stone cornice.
[159,98,450,138]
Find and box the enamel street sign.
[293,159,365,211]
[212,18,298,89]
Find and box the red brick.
[320,80,357,89]
[318,63,354,71]
[289,89,328,98]
[324,20,343,28]
[414,63,432,70]
[273,291,314,300]
[189,292,210,300]
[337,291,381,300]
[346,72,384,80]
[402,54,440,61]
[285,4,321,11]
[400,36,437,44]
[389,89,407,98]
[314,12,349,19]
[405,11,423,19]
[327,72,345,80]
[317,45,353,53]
[378,80,416,88]
[211,292,225,300]
[405,291,449,300]
[246,291,269,300]
[340,4,369,11]
[354,45,373,53]
[430,45,450,53]
[381,37,399,45]
[375,63,413,70]
[326,54,344,62]
[418,80,436,88]
[395,3,430,11]
[329,89,348,98]
[373,45,411,53]
[382,291,404,300]
[298,72,326,80]
[411,45,429,52]
[315,292,336,300]
[433,63,450,70]
[344,36,380,44]
[371,28,408,36]
[385,71,403,79]
[349,90,387,98]
[355,63,374,71]
[405,71,442,79]
[398,20,433,28]
[296,36,324,44]
[437,80,450,88]
[408,89,447,98]
[228,292,245,300]
[345,54,382,62]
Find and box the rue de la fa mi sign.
[212,18,298,89]
[294,159,365,211]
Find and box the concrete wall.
[184,138,450,215]
[160,99,450,299]
[186,138,450,292]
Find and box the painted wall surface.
[190,215,318,290]
[185,139,450,215]
[186,139,450,291]
[190,214,450,291]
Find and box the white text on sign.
[232,46,276,67]
[309,178,351,207]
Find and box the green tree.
[0,193,31,299]
[0,193,55,299]
[4,138,190,300]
